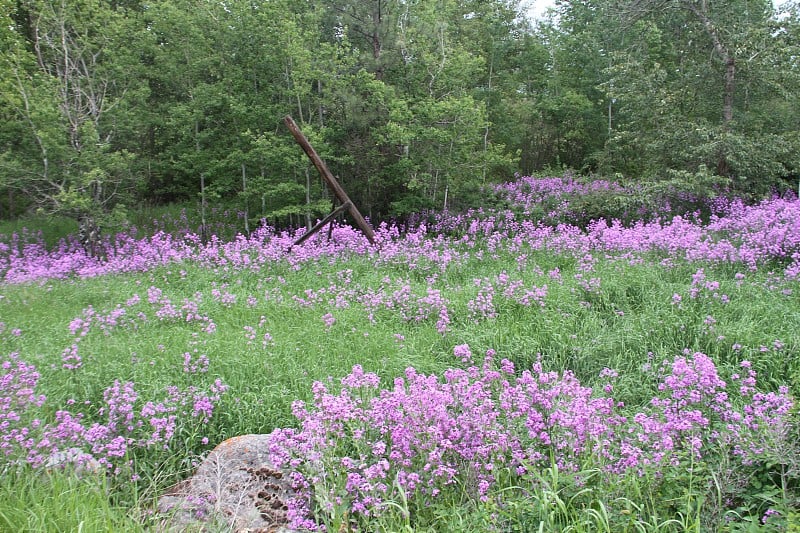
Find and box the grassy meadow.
[1,176,800,531]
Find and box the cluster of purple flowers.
[183,351,210,374]
[465,272,548,322]
[2,180,800,285]
[356,279,451,333]
[0,351,227,474]
[493,174,626,217]
[266,348,792,529]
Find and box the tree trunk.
[196,120,208,242]
[242,162,249,235]
[261,169,266,218]
[685,0,735,175]
[305,167,312,231]
[483,44,493,184]
[372,0,383,80]
[317,80,325,127]
[684,0,734,125]
[722,57,735,126]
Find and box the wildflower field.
[2,175,800,531]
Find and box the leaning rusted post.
[284,116,376,245]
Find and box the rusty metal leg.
[288,201,351,251]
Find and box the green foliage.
[0,215,78,247]
[588,0,800,189]
[0,0,146,225]
[1,0,798,223]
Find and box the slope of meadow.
[1,176,800,531]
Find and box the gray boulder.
[157,434,299,532]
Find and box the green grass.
[0,468,144,532]
[1,243,799,530]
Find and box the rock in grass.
[44,447,103,475]
[157,434,297,532]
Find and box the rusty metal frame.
[284,116,376,249]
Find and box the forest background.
[1,0,799,231]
